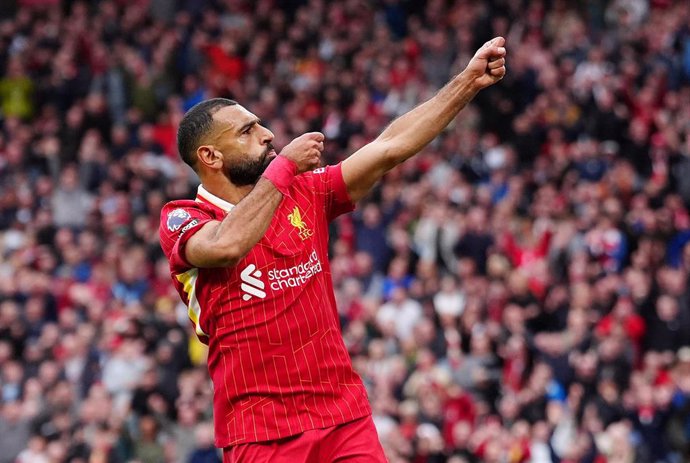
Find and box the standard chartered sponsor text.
[268,250,322,290]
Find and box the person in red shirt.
[595,291,646,364]
[159,37,507,463]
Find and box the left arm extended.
[342,37,507,202]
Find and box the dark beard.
[224,144,275,186]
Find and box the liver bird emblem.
[288,206,313,240]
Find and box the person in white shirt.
[376,286,423,344]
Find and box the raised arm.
[342,37,507,202]
[184,132,324,268]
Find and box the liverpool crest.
[288,206,313,240]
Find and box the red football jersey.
[159,163,371,447]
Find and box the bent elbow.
[198,239,243,268]
[217,244,244,268]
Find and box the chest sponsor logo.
[288,206,313,241]
[268,250,322,290]
[167,208,191,232]
[239,251,323,301]
[240,264,266,301]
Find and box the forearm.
[208,179,282,264]
[341,72,479,202]
[342,38,506,202]
[377,71,479,163]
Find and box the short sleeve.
[311,162,356,222]
[159,202,214,272]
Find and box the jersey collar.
[196,185,235,212]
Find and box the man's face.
[209,105,276,186]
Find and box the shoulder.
[161,199,216,222]
[159,200,216,242]
[161,200,198,226]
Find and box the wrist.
[261,155,298,196]
[456,70,483,95]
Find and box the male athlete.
[160,37,507,463]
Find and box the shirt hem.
[215,409,372,449]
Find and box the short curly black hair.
[177,98,238,170]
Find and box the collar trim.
[195,185,235,212]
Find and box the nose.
[261,125,274,145]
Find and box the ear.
[196,145,224,170]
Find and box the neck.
[199,172,253,205]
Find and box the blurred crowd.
[2,0,690,462]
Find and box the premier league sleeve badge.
[167,208,192,232]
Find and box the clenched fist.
[279,132,325,174]
[463,36,507,91]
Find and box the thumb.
[305,132,325,142]
[475,36,506,59]
[490,36,506,47]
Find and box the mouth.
[262,149,278,170]
[265,149,277,161]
